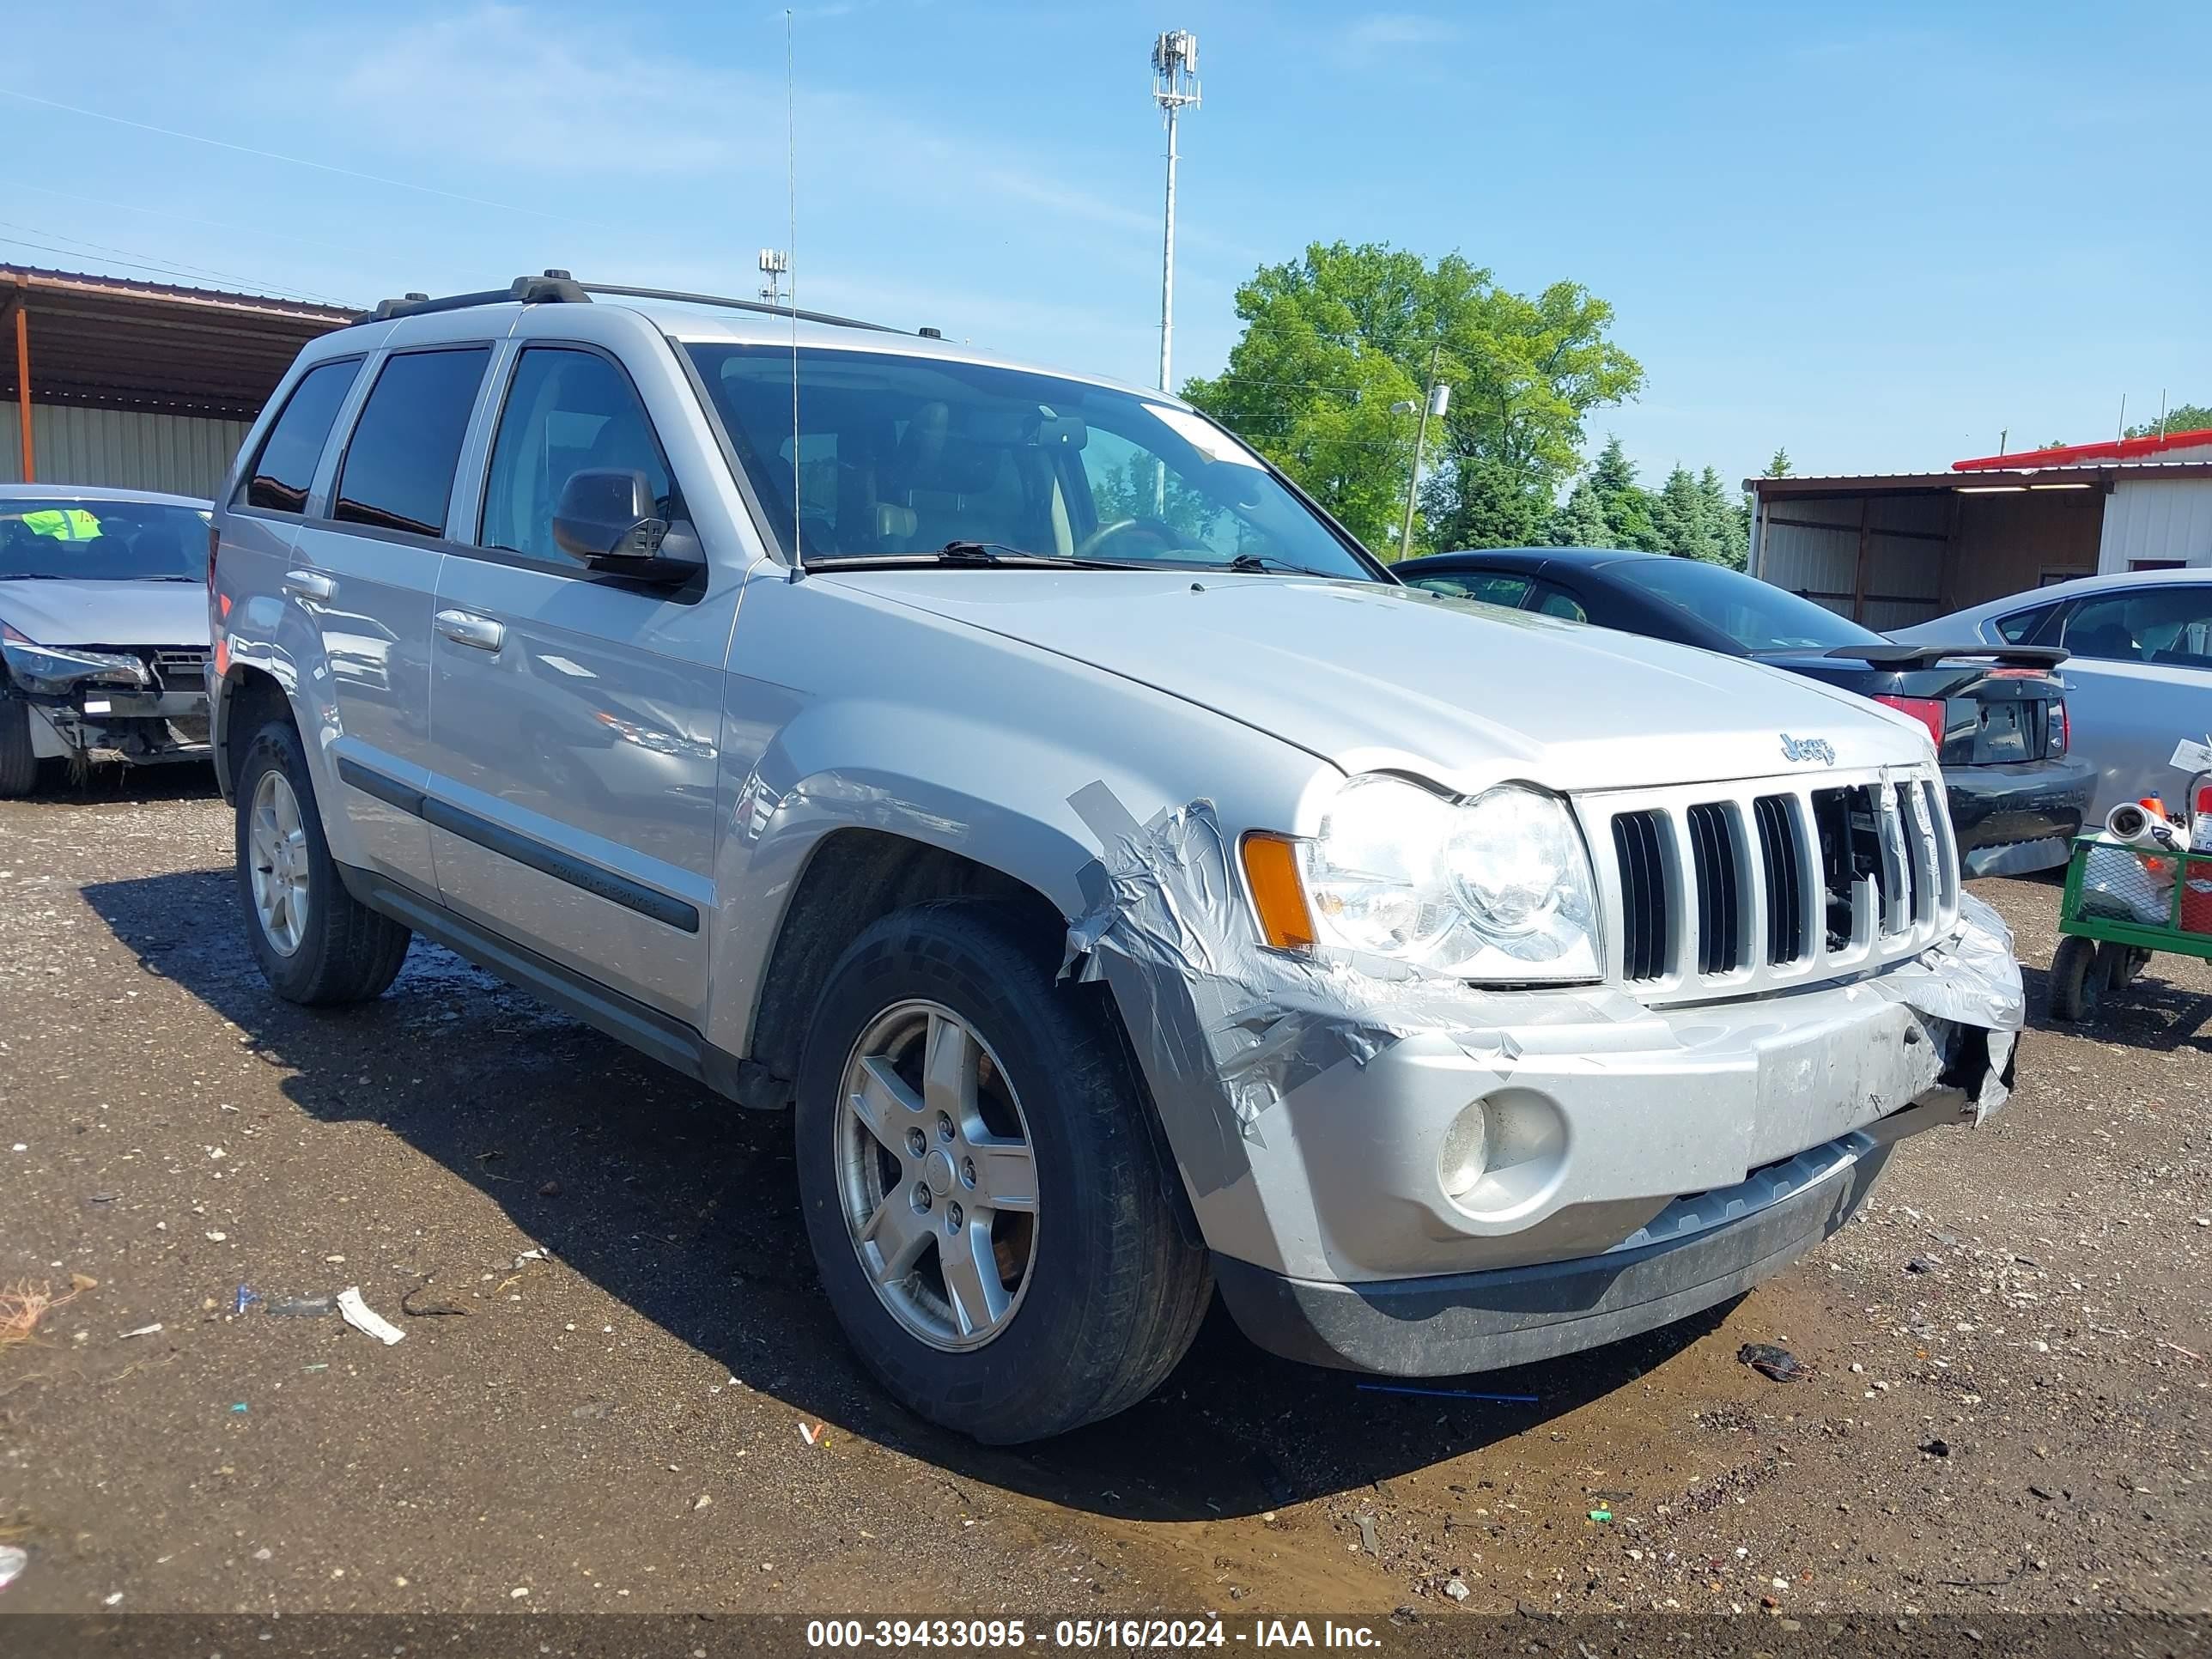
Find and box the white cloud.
[1346,12,1464,51]
[302,5,757,176]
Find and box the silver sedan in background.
[1896,568,2212,821]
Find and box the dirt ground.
[2,770,2207,1622]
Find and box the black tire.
[2047,934,2105,1023]
[2100,943,2149,990]
[0,697,37,799]
[793,901,1211,1443]
[234,713,411,1006]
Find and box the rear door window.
[332,347,492,538]
[2059,587,2212,667]
[1407,571,1533,608]
[1530,580,1588,622]
[239,358,362,514]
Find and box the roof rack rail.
[356,271,588,325]
[578,283,907,335]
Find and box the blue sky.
[5,1,2207,490]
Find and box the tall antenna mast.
[1152,29,1200,393]
[786,9,802,574]
[757,247,789,307]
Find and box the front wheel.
[234,713,412,1005]
[2047,934,2105,1023]
[793,901,1211,1443]
[0,698,38,799]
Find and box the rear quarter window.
[238,358,362,514]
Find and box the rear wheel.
[793,901,1210,1443]
[2047,934,2106,1022]
[234,713,412,1005]
[2099,942,2149,990]
[0,698,37,799]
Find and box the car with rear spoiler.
[1395,547,2097,877]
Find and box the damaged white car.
[209,281,2023,1443]
[1,485,215,795]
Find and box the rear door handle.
[434,609,506,653]
[282,569,336,603]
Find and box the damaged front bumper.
[7,667,211,767]
[1066,793,2025,1377]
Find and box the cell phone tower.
[1152,29,1200,392]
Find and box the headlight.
[1298,774,1601,981]
[1,623,153,695]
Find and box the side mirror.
[551,469,701,585]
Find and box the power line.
[0,232,348,307]
[0,88,616,230]
[0,220,354,307]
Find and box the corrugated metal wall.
[0,401,249,499]
[1754,494,1949,627]
[2099,477,2212,572]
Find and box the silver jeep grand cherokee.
[209,274,2023,1443]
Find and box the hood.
[826,568,1932,793]
[0,578,210,649]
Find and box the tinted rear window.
[240,358,362,514]
[332,348,491,538]
[1608,556,1882,653]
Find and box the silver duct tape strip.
[1062,787,1641,1196]
[1852,888,2025,1116]
[1063,787,2030,1186]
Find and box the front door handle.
[434,609,506,653]
[282,569,336,603]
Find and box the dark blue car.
[1395,547,2097,877]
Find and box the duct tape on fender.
[1856,889,2025,1116]
[1061,786,1644,1196]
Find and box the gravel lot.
[2,772,2207,1620]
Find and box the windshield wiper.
[808,541,1141,570]
[1221,552,1336,577]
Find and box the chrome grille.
[1584,767,1955,1002]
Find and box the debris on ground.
[265,1295,335,1319]
[336,1286,405,1346]
[1588,1508,1613,1523]
[117,1322,163,1340]
[513,1248,548,1269]
[233,1284,260,1316]
[1356,1512,1379,1556]
[1905,1257,1937,1274]
[798,1421,826,1447]
[400,1283,469,1317]
[1739,1341,1814,1382]
[229,1401,248,1414]
[1920,1437,1952,1458]
[1443,1576,1470,1602]
[0,1544,26,1593]
[1,1278,85,1348]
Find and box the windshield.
[0,498,211,582]
[684,344,1379,580]
[1608,556,1881,653]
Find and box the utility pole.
[1395,345,1448,562]
[1152,30,1200,392]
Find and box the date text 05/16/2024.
[805,1620,1382,1650]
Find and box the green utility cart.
[2048,832,2212,1020]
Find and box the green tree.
[1182,241,1641,557]
[1547,476,1610,548]
[1762,447,1794,478]
[2124,401,2212,439]
[1697,465,1749,569]
[1650,465,1715,562]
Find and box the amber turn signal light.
[1240,832,1316,951]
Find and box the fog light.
[1437,1101,1490,1199]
